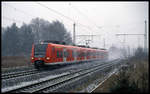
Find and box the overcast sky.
[2,1,149,50]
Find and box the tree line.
[2,18,73,57]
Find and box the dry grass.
[93,74,116,92]
[93,58,149,93]
[2,56,31,68]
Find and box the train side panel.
[31,43,108,67]
[31,44,34,63]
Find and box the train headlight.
[32,57,34,60]
[46,57,50,60]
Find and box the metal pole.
[38,19,40,43]
[144,20,147,52]
[73,23,76,45]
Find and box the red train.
[31,42,108,69]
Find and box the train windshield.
[34,44,48,57]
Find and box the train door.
[73,48,76,62]
[51,46,56,63]
[63,48,67,62]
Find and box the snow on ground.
[2,60,110,93]
[2,72,69,93]
[79,68,118,93]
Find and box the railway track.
[2,65,34,74]
[2,59,121,93]
[2,69,38,80]
[2,61,98,89]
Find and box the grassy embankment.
[2,56,31,68]
[93,49,148,93]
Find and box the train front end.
[31,43,50,69]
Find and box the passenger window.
[70,50,73,57]
[64,49,68,58]
[72,49,76,57]
[68,50,71,58]
[60,50,63,58]
[85,52,87,57]
[57,49,59,58]
[52,47,55,57]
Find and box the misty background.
[2,1,149,58]
[2,18,72,56]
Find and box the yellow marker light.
[46,57,50,60]
[32,57,34,60]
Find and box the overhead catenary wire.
[3,2,98,45]
[4,3,36,18]
[71,4,100,30]
[3,3,74,40]
[4,3,66,26]
[36,2,96,33]
[5,2,96,34]
[36,2,75,22]
[72,4,145,31]
[2,16,24,23]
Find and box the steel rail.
[2,59,121,93]
[43,59,121,93]
[2,69,37,79]
[41,62,119,93]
